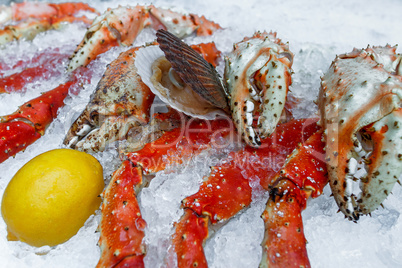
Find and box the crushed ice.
[0,0,401,267]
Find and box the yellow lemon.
[1,148,104,247]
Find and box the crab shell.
[319,45,402,220]
[224,32,293,147]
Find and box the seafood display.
[0,0,401,268]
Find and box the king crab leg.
[172,119,326,267]
[96,111,234,267]
[0,50,70,93]
[261,130,327,267]
[0,68,90,163]
[67,5,221,72]
[0,2,98,45]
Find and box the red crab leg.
[0,68,90,163]
[261,130,327,268]
[98,114,234,267]
[172,119,321,267]
[97,160,146,268]
[0,121,40,163]
[2,2,98,23]
[0,52,69,93]
[0,3,98,45]
[127,113,233,174]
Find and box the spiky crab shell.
[319,45,402,220]
[224,31,293,147]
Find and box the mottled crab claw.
[319,45,402,220]
[224,32,293,147]
[135,30,228,120]
[64,46,155,153]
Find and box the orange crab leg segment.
[127,114,233,174]
[4,2,98,23]
[0,2,98,45]
[261,130,327,268]
[0,69,89,163]
[2,79,73,135]
[173,209,209,268]
[0,121,40,163]
[97,160,146,268]
[261,179,310,268]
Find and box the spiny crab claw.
[146,30,293,145]
[319,45,402,221]
[65,40,223,153]
[225,31,294,147]
[67,5,221,72]
[64,46,155,153]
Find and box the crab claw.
[224,32,293,147]
[67,5,221,72]
[64,46,155,153]
[319,45,402,220]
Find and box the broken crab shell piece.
[319,45,402,220]
[135,45,228,120]
[224,32,293,147]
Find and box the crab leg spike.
[97,160,146,268]
[260,130,327,268]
